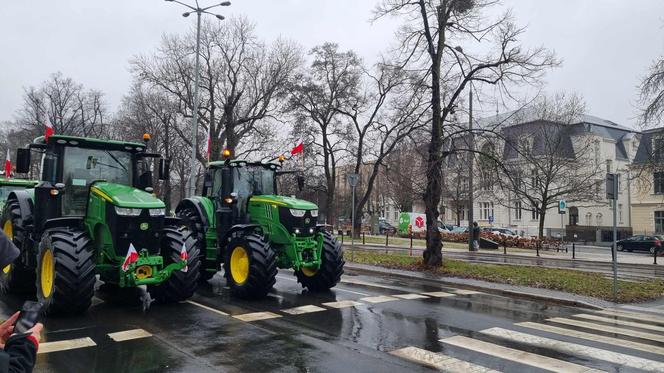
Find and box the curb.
[344,262,607,310]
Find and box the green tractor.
[176,156,344,298]
[1,135,200,314]
[0,178,38,214]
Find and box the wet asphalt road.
[3,268,664,372]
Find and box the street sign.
[558,200,567,214]
[606,173,618,200]
[347,173,359,187]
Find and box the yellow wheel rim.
[301,266,318,277]
[230,246,249,285]
[41,249,55,298]
[3,221,14,275]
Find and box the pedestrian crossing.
[390,307,664,372]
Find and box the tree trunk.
[538,209,546,240]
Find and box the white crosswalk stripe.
[573,313,664,333]
[596,308,664,325]
[441,335,600,373]
[517,321,664,356]
[480,327,664,371]
[390,346,499,373]
[548,317,664,343]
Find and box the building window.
[654,138,664,161]
[618,204,623,224]
[514,201,522,220]
[656,211,664,233]
[606,159,612,173]
[655,172,664,194]
[531,204,539,220]
[480,202,494,220]
[530,169,539,190]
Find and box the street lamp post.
[165,0,231,197]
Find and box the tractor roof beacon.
[0,135,201,314]
[176,155,344,299]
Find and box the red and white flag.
[290,140,303,156]
[4,149,10,178]
[44,115,54,142]
[122,243,139,272]
[204,131,211,161]
[179,243,188,272]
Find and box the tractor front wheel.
[0,198,35,294]
[36,228,96,315]
[176,203,215,282]
[150,225,201,303]
[224,234,277,299]
[295,232,345,292]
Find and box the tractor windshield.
[233,166,276,197]
[62,147,132,215]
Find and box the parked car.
[617,235,664,254]
[489,228,519,238]
[379,221,397,235]
[450,226,468,233]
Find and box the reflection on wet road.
[2,268,664,372]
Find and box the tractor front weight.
[118,250,187,287]
[283,234,322,271]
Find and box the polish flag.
[44,115,54,142]
[121,243,139,272]
[290,140,303,156]
[179,243,188,272]
[204,131,211,160]
[4,149,10,178]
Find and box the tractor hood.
[250,195,317,210]
[91,182,165,208]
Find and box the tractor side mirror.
[158,159,170,180]
[16,148,31,174]
[297,175,305,191]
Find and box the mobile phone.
[14,301,43,334]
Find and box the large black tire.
[36,228,96,315]
[0,198,35,294]
[224,234,277,299]
[295,232,345,292]
[149,225,201,303]
[176,203,215,282]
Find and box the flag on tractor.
[122,243,139,272]
[290,140,303,156]
[45,115,54,141]
[179,243,188,272]
[4,149,10,178]
[204,130,211,161]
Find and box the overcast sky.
[1,0,663,129]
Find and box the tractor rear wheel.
[295,232,345,292]
[36,228,96,314]
[177,204,215,282]
[224,234,277,299]
[0,198,35,294]
[149,225,201,303]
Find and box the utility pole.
[607,173,619,299]
[467,86,475,251]
[347,174,359,261]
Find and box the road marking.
[276,275,370,296]
[185,300,229,316]
[621,305,664,317]
[480,327,664,371]
[573,313,664,333]
[518,321,664,356]
[360,295,399,304]
[441,335,597,373]
[282,305,326,315]
[39,337,97,354]
[322,300,363,309]
[421,291,455,298]
[233,311,281,322]
[276,275,296,282]
[596,309,664,325]
[451,289,482,295]
[390,346,499,373]
[341,277,410,292]
[392,293,429,300]
[108,329,152,342]
[548,317,664,343]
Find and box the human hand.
[25,323,43,344]
[0,312,19,347]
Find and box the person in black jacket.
[0,230,42,373]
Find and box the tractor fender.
[43,217,85,231]
[6,190,34,224]
[222,224,263,244]
[175,197,214,228]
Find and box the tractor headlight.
[149,208,165,217]
[289,209,306,217]
[310,209,318,217]
[115,207,142,216]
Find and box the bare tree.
[639,57,664,127]
[132,17,301,167]
[491,93,603,239]
[374,0,558,266]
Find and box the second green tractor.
[176,157,345,298]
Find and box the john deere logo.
[305,218,310,224]
[140,223,149,231]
